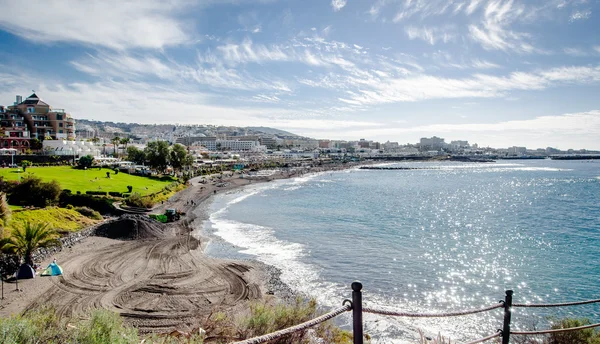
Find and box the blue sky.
[0,0,599,149]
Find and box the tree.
[20,160,32,172]
[0,192,11,226]
[111,136,120,156]
[1,221,59,266]
[144,141,170,173]
[90,136,100,144]
[30,138,43,150]
[9,175,61,207]
[120,137,130,151]
[126,146,146,165]
[78,155,94,169]
[170,143,193,173]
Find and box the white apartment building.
[42,140,101,157]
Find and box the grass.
[7,207,99,234]
[0,166,175,196]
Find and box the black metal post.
[502,290,513,344]
[352,281,364,344]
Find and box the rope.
[511,322,600,335]
[232,304,351,344]
[513,298,600,308]
[464,331,501,344]
[362,303,503,318]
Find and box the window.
[27,107,35,113]
[59,123,63,127]
[59,130,63,134]
[57,114,63,120]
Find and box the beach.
[0,162,363,334]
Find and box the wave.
[208,213,342,306]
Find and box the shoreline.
[0,161,367,333]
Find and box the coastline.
[0,161,366,333]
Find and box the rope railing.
[513,298,600,308]
[232,303,351,344]
[511,322,600,336]
[362,303,503,318]
[226,283,600,344]
[464,331,502,344]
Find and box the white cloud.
[468,0,538,53]
[563,47,587,56]
[71,52,292,92]
[570,9,591,21]
[336,65,600,106]
[0,0,191,50]
[594,46,600,54]
[405,26,456,45]
[331,0,347,12]
[471,59,501,69]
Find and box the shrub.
[8,175,61,207]
[127,185,133,193]
[77,155,94,169]
[59,192,117,215]
[85,191,108,196]
[238,298,353,343]
[548,318,600,344]
[73,309,139,344]
[74,206,103,220]
[108,191,123,197]
[125,192,154,208]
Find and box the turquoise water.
[202,160,600,343]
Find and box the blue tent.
[40,262,63,276]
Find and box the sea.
[199,159,600,343]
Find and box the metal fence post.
[352,281,364,344]
[502,290,513,344]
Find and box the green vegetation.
[0,299,355,344]
[125,182,186,208]
[0,166,175,196]
[546,318,600,344]
[77,155,94,169]
[8,207,99,234]
[204,297,354,344]
[0,307,141,344]
[1,221,59,266]
[8,175,61,207]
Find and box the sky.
[0,0,599,149]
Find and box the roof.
[20,93,49,106]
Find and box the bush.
[0,307,140,344]
[8,175,61,207]
[548,318,600,344]
[59,191,117,215]
[73,309,139,344]
[125,192,154,208]
[127,185,133,193]
[85,191,108,196]
[108,191,123,197]
[74,206,103,220]
[77,155,94,169]
[238,298,353,343]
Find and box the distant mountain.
[245,126,299,137]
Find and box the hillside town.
[1,93,598,168]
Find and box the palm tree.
[1,221,59,266]
[111,136,121,157]
[120,137,130,152]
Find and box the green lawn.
[0,166,175,196]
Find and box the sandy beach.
[0,163,363,333]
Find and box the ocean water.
[201,159,600,343]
